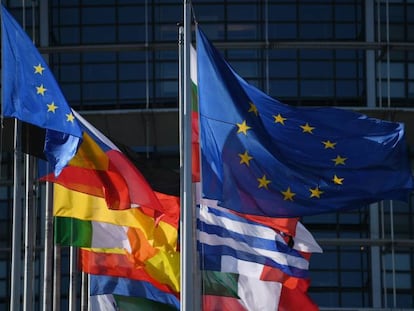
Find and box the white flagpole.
[181,1,198,310]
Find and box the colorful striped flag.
[53,183,180,292]
[44,110,177,218]
[90,294,177,311]
[202,270,319,311]
[90,275,179,309]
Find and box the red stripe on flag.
[80,249,178,297]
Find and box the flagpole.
[69,246,78,311]
[42,181,54,311]
[81,271,88,310]
[38,2,55,309]
[23,3,38,309]
[10,119,23,311]
[181,1,197,310]
[7,2,24,309]
[53,245,61,311]
[23,154,36,311]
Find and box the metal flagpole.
[43,181,54,311]
[39,1,54,309]
[53,245,61,311]
[69,246,78,311]
[81,271,88,310]
[10,121,23,311]
[23,3,38,309]
[23,155,36,311]
[180,1,198,309]
[8,2,25,310]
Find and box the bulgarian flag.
[191,45,200,182]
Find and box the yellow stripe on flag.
[69,132,109,170]
[53,183,178,252]
[82,247,126,255]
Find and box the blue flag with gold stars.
[196,27,414,218]
[1,5,82,175]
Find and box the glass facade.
[0,0,413,310]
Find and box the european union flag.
[1,5,82,175]
[196,27,414,218]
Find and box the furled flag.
[196,26,414,218]
[190,45,201,182]
[1,5,82,175]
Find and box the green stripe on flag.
[191,82,198,112]
[54,216,92,247]
[202,271,240,298]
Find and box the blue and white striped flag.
[197,203,315,279]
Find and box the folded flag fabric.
[90,275,180,310]
[53,184,178,252]
[196,26,414,218]
[202,270,319,311]
[190,45,201,182]
[197,195,322,310]
[197,203,311,279]
[90,294,178,311]
[53,183,180,291]
[1,5,82,175]
[80,248,178,295]
[54,217,130,251]
[44,110,177,219]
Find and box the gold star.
[257,175,271,190]
[273,113,287,125]
[34,63,45,75]
[332,155,347,166]
[36,84,47,96]
[332,175,344,185]
[237,120,251,135]
[66,113,75,123]
[309,187,324,198]
[239,151,253,166]
[300,122,315,134]
[281,187,295,201]
[47,102,58,113]
[322,140,336,149]
[248,102,258,116]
